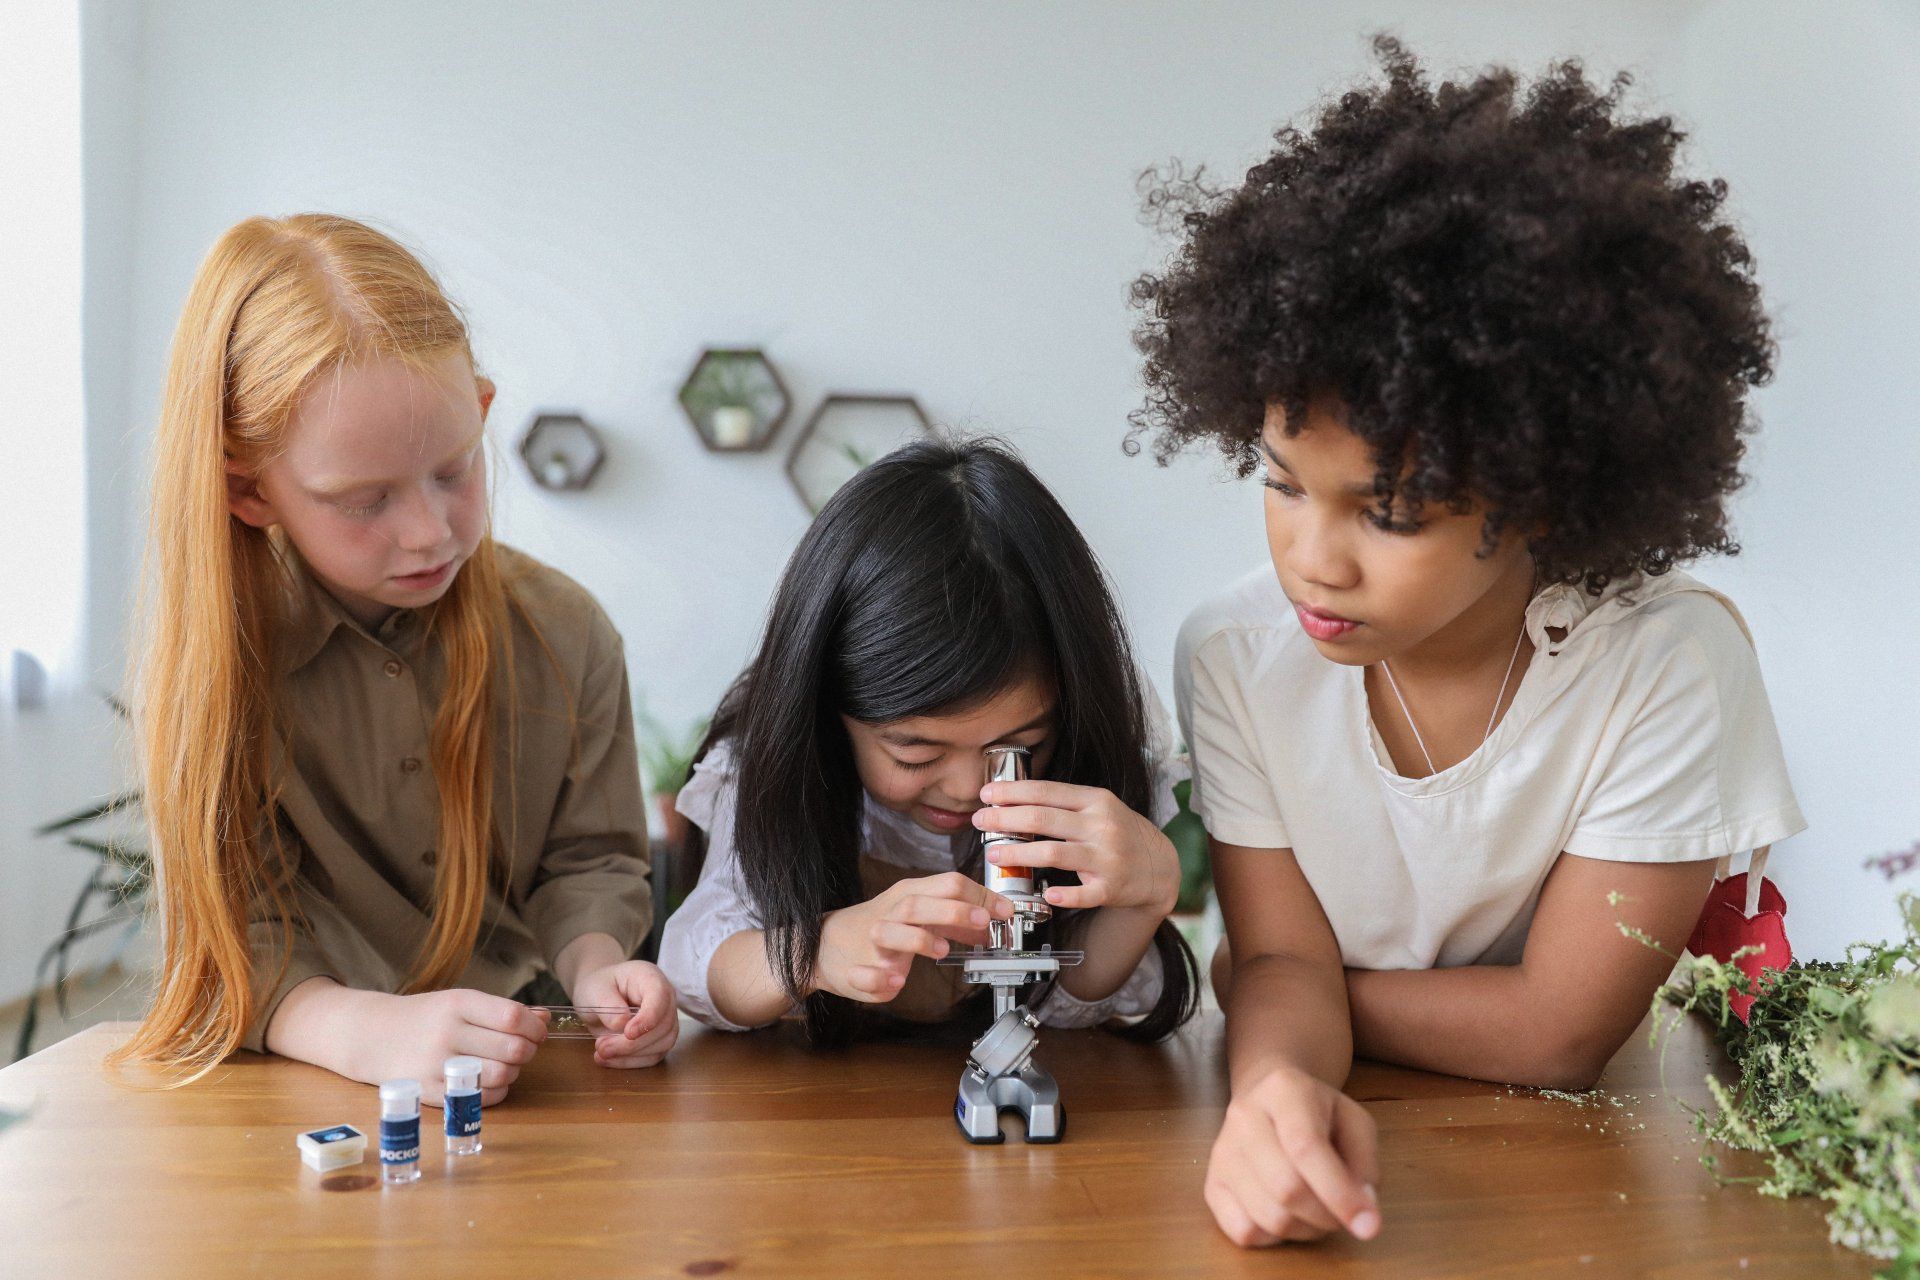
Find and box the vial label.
[380,1116,420,1166]
[445,1091,482,1138]
[986,860,1033,888]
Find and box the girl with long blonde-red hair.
[120,213,675,1101]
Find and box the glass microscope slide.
[528,1005,646,1037]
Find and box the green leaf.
[34,791,142,836]
[1161,775,1211,914]
[1642,891,1920,1269]
[633,700,709,798]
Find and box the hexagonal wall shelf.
[677,348,791,452]
[784,394,933,514]
[519,412,606,491]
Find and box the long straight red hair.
[118,214,519,1080]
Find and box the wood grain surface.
[0,1011,1871,1278]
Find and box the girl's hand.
[1206,1065,1382,1247]
[973,779,1181,915]
[570,959,680,1068]
[350,988,550,1107]
[815,872,1016,1003]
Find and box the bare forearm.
[1225,953,1353,1094]
[1346,966,1612,1089]
[264,975,386,1079]
[1347,853,1717,1088]
[1055,903,1163,1003]
[707,929,797,1028]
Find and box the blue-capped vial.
[378,1079,422,1184]
[443,1056,483,1156]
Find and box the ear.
[476,376,497,424]
[225,461,278,529]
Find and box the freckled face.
[230,349,494,629]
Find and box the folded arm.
[1344,852,1716,1089]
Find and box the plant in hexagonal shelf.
[677,349,790,451]
[519,413,607,490]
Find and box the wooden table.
[0,1011,1870,1278]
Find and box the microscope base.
[954,1062,1065,1144]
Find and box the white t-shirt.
[1174,566,1806,970]
[659,687,1185,1031]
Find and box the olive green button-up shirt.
[243,544,652,1051]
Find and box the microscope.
[937,745,1082,1143]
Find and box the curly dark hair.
[1128,37,1773,593]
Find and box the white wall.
[0,1,138,1007]
[1667,0,1920,957]
[81,0,141,690]
[9,0,1907,994]
[0,2,86,689]
[112,1,1682,730]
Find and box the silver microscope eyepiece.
[980,744,1050,944]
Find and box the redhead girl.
[120,214,675,1101]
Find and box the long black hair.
[689,435,1198,1047]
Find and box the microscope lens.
[981,745,1035,896]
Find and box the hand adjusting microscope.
[936,745,1082,1143]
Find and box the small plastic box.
[297,1123,368,1172]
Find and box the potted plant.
[13,787,150,1062]
[684,356,766,449]
[635,702,708,852]
[1164,776,1211,914]
[1161,766,1220,966]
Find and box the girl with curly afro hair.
[1136,40,1806,1249]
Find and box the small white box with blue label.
[296,1123,367,1172]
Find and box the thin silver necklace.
[1378,627,1526,777]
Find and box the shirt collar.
[278,550,423,675]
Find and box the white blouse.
[659,690,1186,1031]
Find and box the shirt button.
[400,757,422,775]
[383,659,403,678]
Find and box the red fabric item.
[1685,872,1791,1024]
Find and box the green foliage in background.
[1163,776,1212,916]
[681,352,768,420]
[1644,895,1920,1278]
[14,789,150,1063]
[634,700,709,798]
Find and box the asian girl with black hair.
[657,437,1198,1046]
